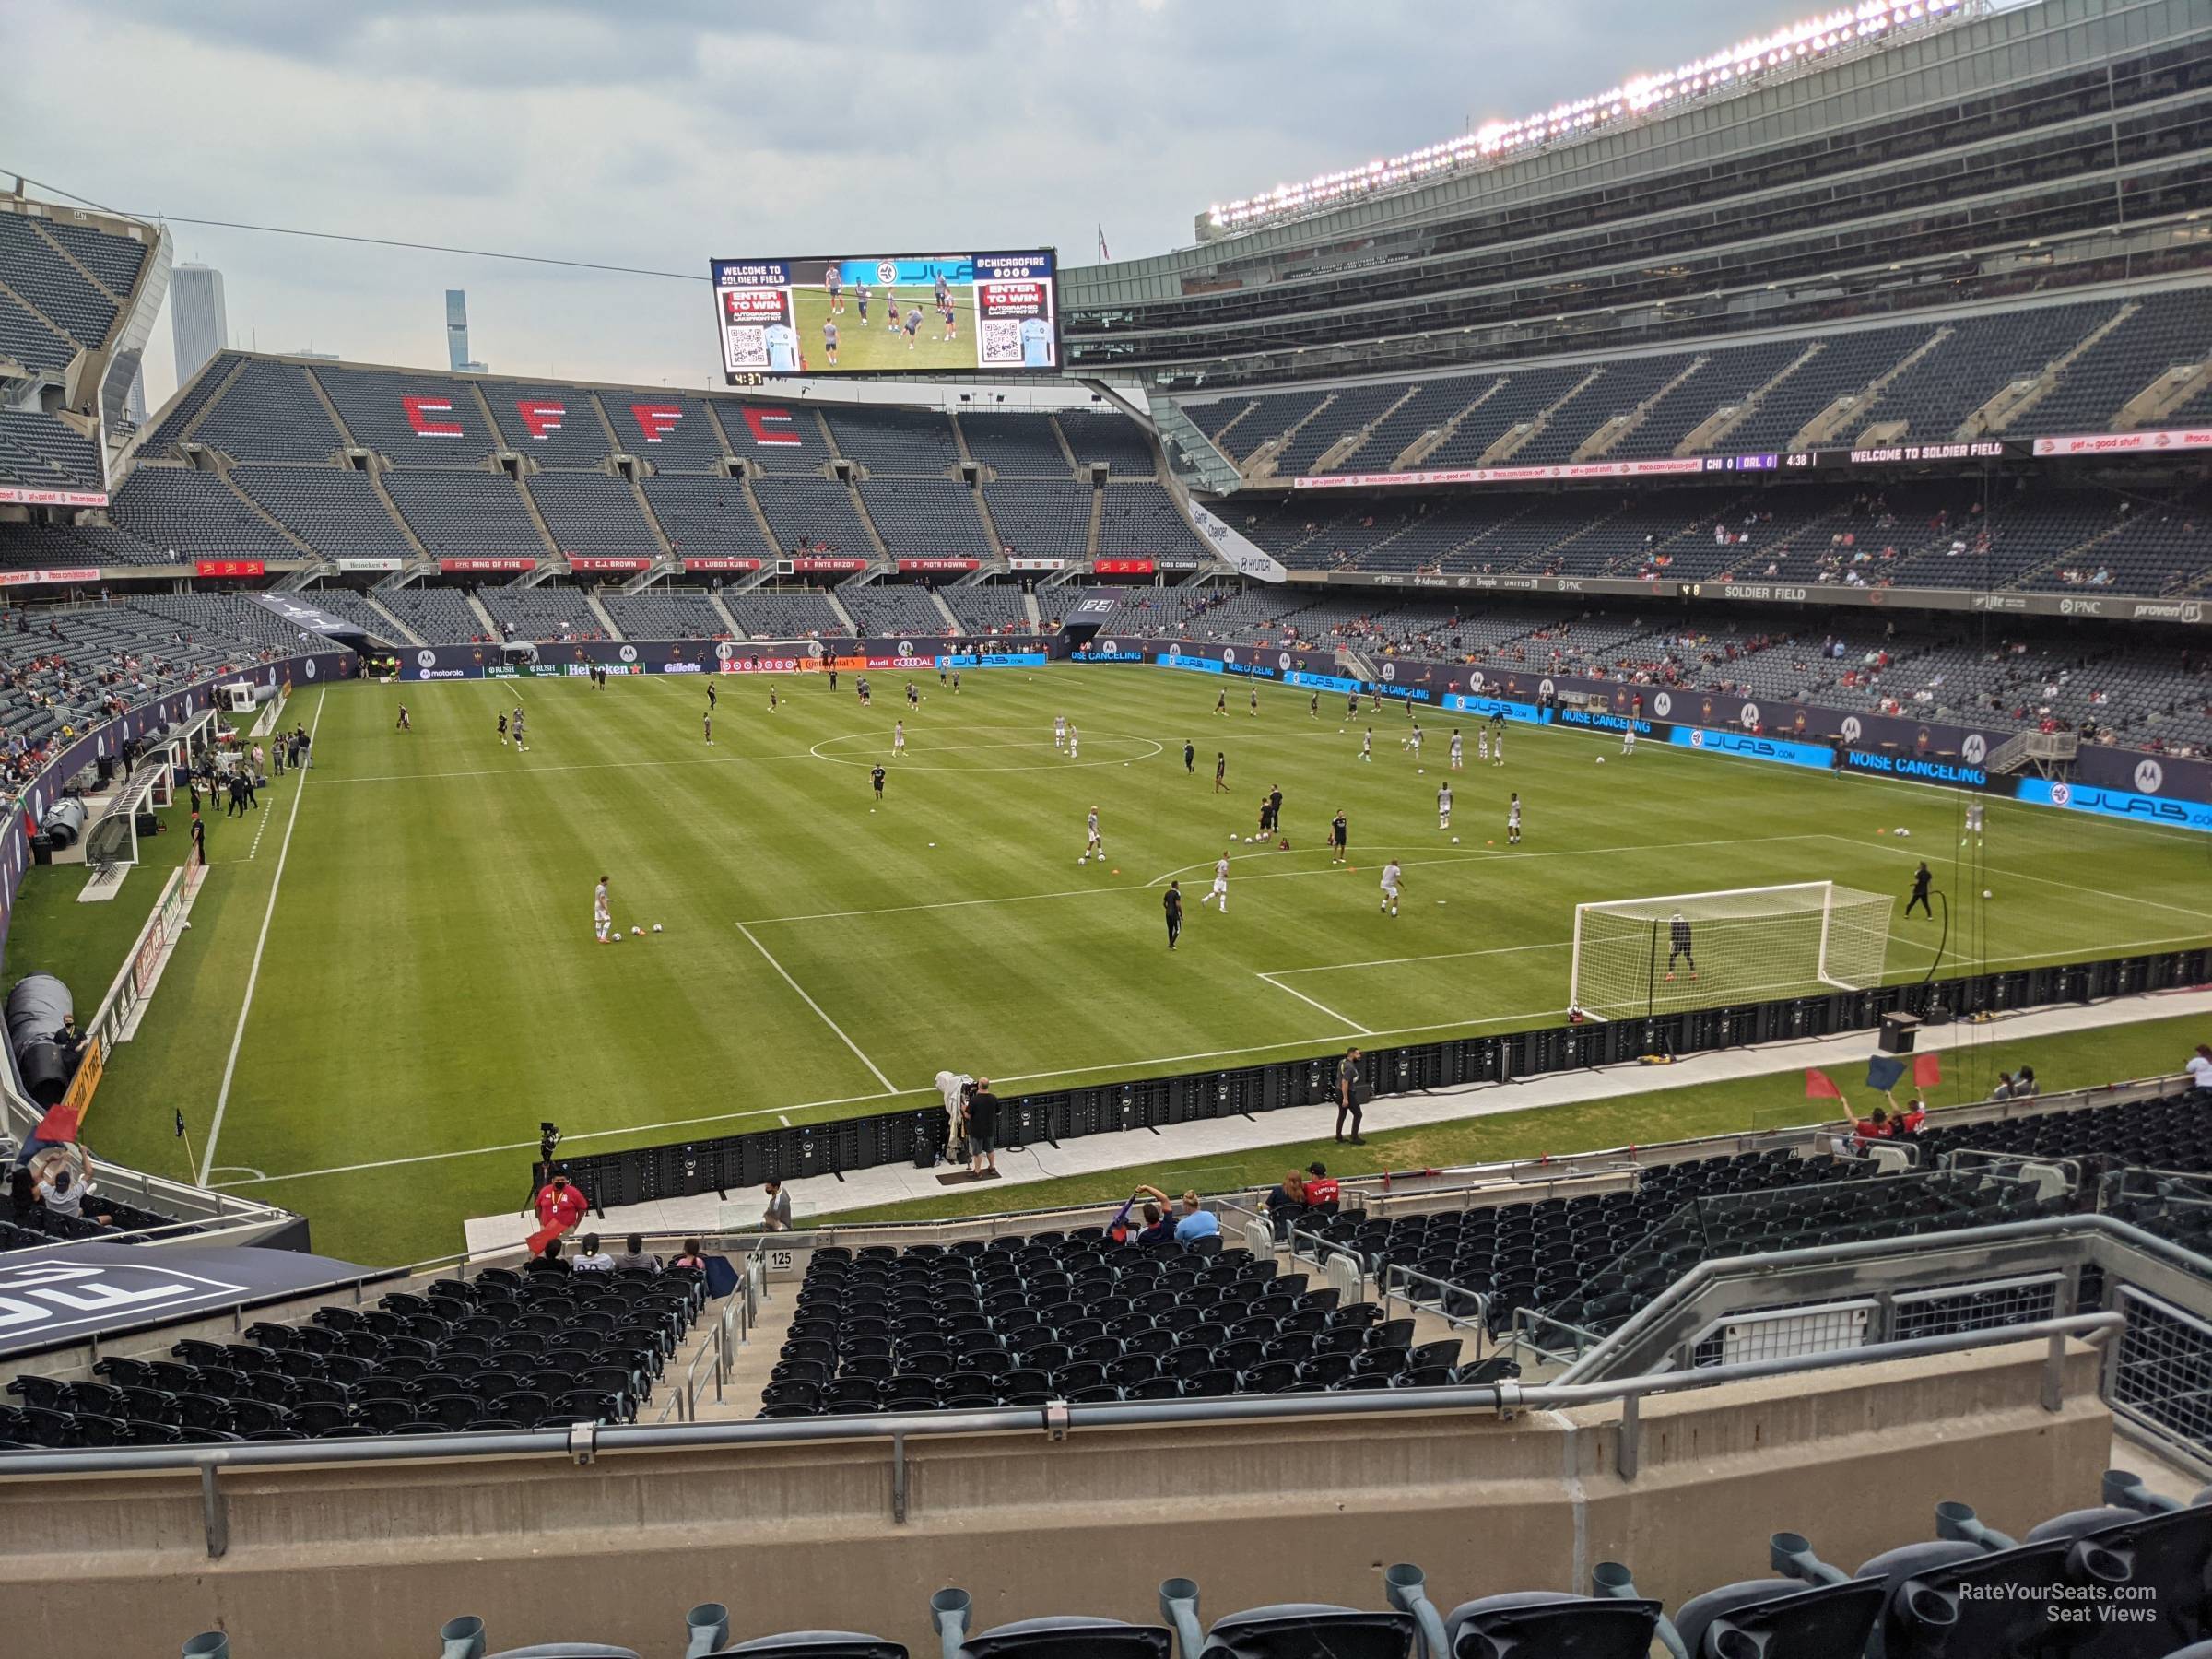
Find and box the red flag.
[1913,1050,1942,1088]
[1804,1068,1842,1100]
[524,1221,563,1257]
[32,1102,80,1144]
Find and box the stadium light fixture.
[1202,0,1969,234]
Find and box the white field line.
[198,686,325,1184]
[746,833,1834,928]
[1830,833,2212,924]
[207,1087,900,1188]
[210,927,2212,1190]
[1255,973,1372,1035]
[365,666,2212,848]
[735,921,899,1095]
[1266,939,1571,976]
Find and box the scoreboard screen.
[710,250,1060,382]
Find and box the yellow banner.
[60,1034,103,1125]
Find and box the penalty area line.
[1256,972,1372,1035]
[735,920,900,1095]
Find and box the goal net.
[1568,881,1893,1021]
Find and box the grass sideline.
[830,1012,2210,1226]
[9,665,2206,1266]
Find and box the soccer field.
[789,287,976,374]
[29,664,2212,1265]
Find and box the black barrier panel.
[536,947,2212,1209]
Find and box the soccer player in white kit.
[1450,729,1464,771]
[1359,728,1373,762]
[594,875,612,944]
[1507,792,1523,845]
[1491,723,1505,766]
[1054,714,1067,751]
[1379,858,1403,917]
[1410,724,1424,759]
[1477,727,1489,764]
[1067,724,1079,759]
[1437,782,1453,830]
[1082,806,1103,864]
[1199,852,1230,911]
[893,720,906,756]
[1621,726,1637,756]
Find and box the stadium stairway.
[708,588,744,638]
[584,587,624,641]
[464,985,2212,1254]
[464,589,499,638]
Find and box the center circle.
[809,731,1163,772]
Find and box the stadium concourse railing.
[0,1314,2125,1561]
[538,946,2212,1211]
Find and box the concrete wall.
[0,1339,2110,1659]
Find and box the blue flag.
[1865,1054,1907,1092]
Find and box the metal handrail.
[1554,1210,2212,1385]
[1509,1304,1605,1365]
[678,1321,724,1423]
[0,1312,2121,1482]
[1378,1263,1489,1359]
[1284,1221,1366,1299]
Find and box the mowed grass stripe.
[40,665,2206,1266]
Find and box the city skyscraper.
[445,288,487,373]
[171,264,227,384]
[126,369,147,428]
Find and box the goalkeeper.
[1665,910,1698,982]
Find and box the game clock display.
[710,250,1060,381]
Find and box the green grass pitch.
[14,664,2207,1265]
[787,286,979,374]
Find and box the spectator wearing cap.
[571,1232,616,1272]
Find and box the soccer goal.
[1568,881,1893,1021]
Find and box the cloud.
[2,0,1790,405]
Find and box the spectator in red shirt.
[534,1172,590,1236]
[1851,1108,1893,1143]
[1300,1162,1342,1206]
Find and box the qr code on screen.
[724,326,768,369]
[980,319,1021,364]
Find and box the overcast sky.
[6,0,1794,407]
